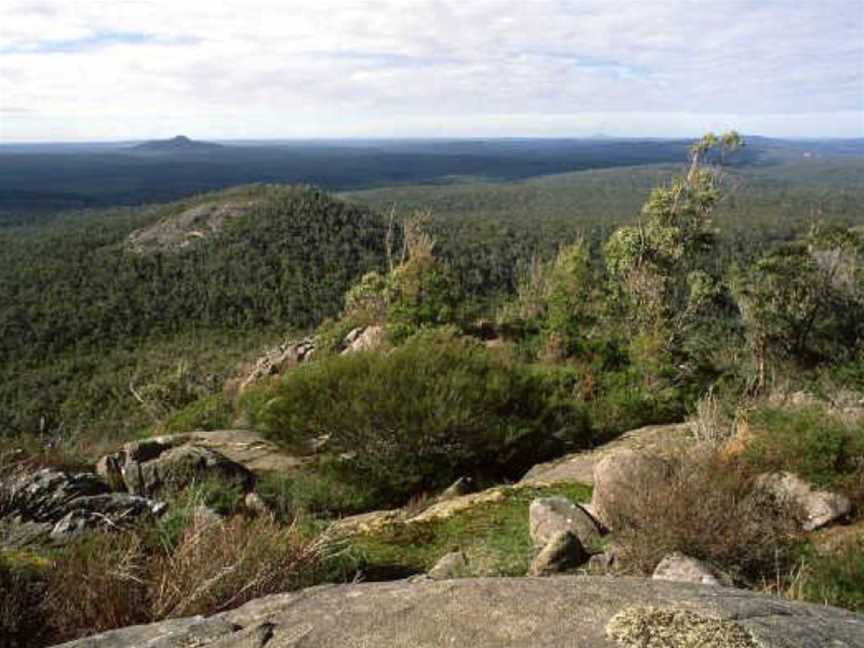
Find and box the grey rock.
[528,530,590,576]
[652,552,733,587]
[529,496,603,550]
[340,324,384,354]
[1,468,162,547]
[57,576,864,647]
[239,338,316,392]
[590,449,671,530]
[587,546,619,575]
[97,438,255,498]
[756,471,852,531]
[54,617,238,647]
[244,491,270,515]
[520,423,692,487]
[438,476,475,501]
[428,550,468,580]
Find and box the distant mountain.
[132,135,223,154]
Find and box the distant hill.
[132,135,224,154]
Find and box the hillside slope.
[0,184,389,441]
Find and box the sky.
[1,0,863,142]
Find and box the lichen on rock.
[606,606,760,648]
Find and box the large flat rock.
[520,423,692,487]
[55,576,864,647]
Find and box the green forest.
[3,133,864,645]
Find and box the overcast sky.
[1,0,863,141]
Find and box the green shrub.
[160,393,233,434]
[257,465,380,520]
[249,328,589,504]
[794,539,864,612]
[744,405,864,492]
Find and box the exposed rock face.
[239,338,315,392]
[128,199,259,253]
[756,471,852,531]
[428,550,468,580]
[529,496,603,550]
[97,437,255,498]
[1,468,163,547]
[340,325,384,354]
[652,553,732,587]
[590,449,671,530]
[528,530,590,576]
[54,576,864,648]
[521,423,691,487]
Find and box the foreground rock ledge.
[55,576,864,648]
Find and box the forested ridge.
[0,185,390,439]
[1,153,863,445]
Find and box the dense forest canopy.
[1,139,862,446]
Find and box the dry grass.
[611,447,800,584]
[40,514,333,644]
[688,388,734,447]
[151,515,330,618]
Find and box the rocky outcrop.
[97,436,255,497]
[590,449,671,530]
[340,325,384,354]
[1,468,163,547]
[528,530,589,576]
[652,552,732,587]
[428,551,468,580]
[756,471,852,531]
[128,199,260,254]
[529,496,603,550]
[239,338,315,392]
[520,423,691,487]
[54,576,864,647]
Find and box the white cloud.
[0,0,862,140]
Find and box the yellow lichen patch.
[606,606,760,648]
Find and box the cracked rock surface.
[52,576,864,647]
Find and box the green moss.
[346,483,591,579]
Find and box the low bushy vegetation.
[743,405,864,497]
[248,328,590,505]
[792,538,864,612]
[610,449,800,586]
[2,513,332,647]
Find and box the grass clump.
[609,449,799,586]
[39,515,331,644]
[247,328,590,506]
[346,483,591,579]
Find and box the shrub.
[610,448,799,585]
[257,465,380,520]
[743,405,864,493]
[41,515,331,642]
[251,328,589,503]
[159,392,233,434]
[0,555,48,648]
[42,532,152,641]
[791,539,864,612]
